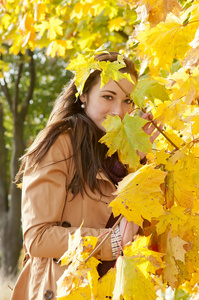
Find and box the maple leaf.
[66,53,100,95]
[112,256,156,300]
[156,149,170,166]
[99,59,134,88]
[136,13,198,75]
[95,268,116,300]
[100,114,152,169]
[162,231,188,288]
[169,67,199,104]
[155,206,188,236]
[34,3,46,21]
[183,46,199,69]
[163,237,179,288]
[57,227,99,299]
[184,114,199,136]
[47,40,73,58]
[170,236,188,264]
[183,215,199,272]
[108,17,127,31]
[133,0,182,26]
[154,99,187,131]
[131,78,170,108]
[110,164,166,226]
[35,17,63,40]
[165,153,199,210]
[162,129,184,151]
[123,235,166,275]
[60,226,98,267]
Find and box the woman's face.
[81,76,136,132]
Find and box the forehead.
[100,77,135,96]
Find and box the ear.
[79,94,87,103]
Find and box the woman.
[11,52,155,300]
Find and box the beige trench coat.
[11,132,116,300]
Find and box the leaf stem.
[114,80,180,151]
[85,214,123,263]
[142,108,180,150]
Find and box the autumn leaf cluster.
[1,0,199,299]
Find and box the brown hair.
[16,52,138,196]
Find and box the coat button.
[62,221,71,228]
[43,289,53,299]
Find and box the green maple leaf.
[100,114,152,169]
[131,78,170,108]
[99,59,134,88]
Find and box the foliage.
[1,0,199,298]
[0,49,71,179]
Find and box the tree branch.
[1,79,12,111]
[85,214,123,263]
[13,53,23,117]
[116,30,129,40]
[20,49,35,120]
[142,108,180,150]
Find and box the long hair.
[16,52,138,196]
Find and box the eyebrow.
[100,90,117,95]
[100,90,130,97]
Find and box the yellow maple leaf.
[95,268,116,300]
[181,272,199,296]
[66,53,100,95]
[154,99,187,131]
[155,206,188,236]
[132,0,181,26]
[9,35,26,55]
[34,3,46,22]
[169,67,199,104]
[35,17,63,40]
[163,129,184,151]
[156,149,170,165]
[19,13,34,33]
[108,17,127,31]
[123,235,166,275]
[110,164,166,226]
[48,16,63,40]
[47,40,73,57]
[165,153,199,210]
[136,13,198,75]
[78,32,100,50]
[1,13,12,29]
[184,114,199,136]
[112,256,156,300]
[163,231,180,288]
[17,182,22,189]
[57,226,99,299]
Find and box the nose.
[112,102,124,118]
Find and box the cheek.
[123,104,133,114]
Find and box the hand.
[137,112,163,160]
[141,112,162,143]
[119,216,139,247]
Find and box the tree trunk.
[0,50,35,277]
[1,117,24,277]
[0,103,8,218]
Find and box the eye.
[103,95,113,100]
[124,99,133,104]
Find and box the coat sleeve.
[22,133,113,261]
